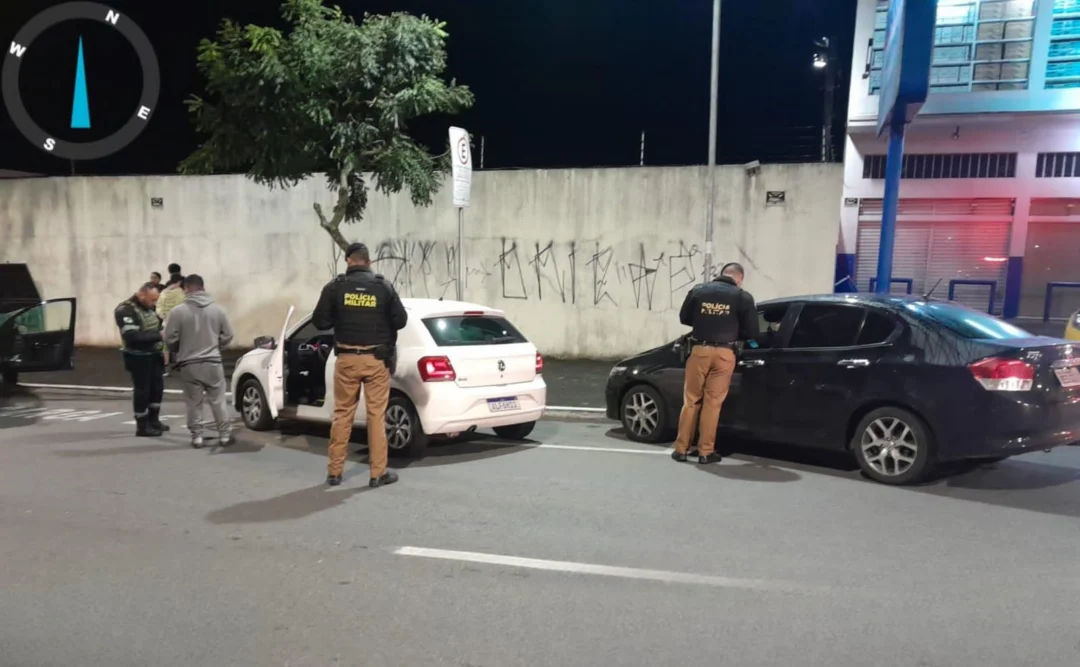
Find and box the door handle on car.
[838,359,870,367]
[739,359,765,367]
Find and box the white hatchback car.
[229,299,547,458]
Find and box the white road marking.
[20,382,606,413]
[43,409,123,422]
[532,443,668,455]
[392,547,815,593]
[121,415,183,425]
[21,383,188,396]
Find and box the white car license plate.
[487,397,520,413]
[1054,367,1080,388]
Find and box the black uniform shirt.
[312,266,407,347]
[678,275,759,344]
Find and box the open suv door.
[0,264,77,385]
[0,298,77,383]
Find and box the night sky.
[0,0,857,176]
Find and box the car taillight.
[536,352,544,374]
[418,356,456,382]
[969,357,1034,391]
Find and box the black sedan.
[605,294,1080,485]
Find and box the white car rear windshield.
[422,315,528,346]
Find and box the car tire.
[386,394,428,459]
[239,378,275,431]
[620,384,670,444]
[494,421,537,440]
[851,406,935,486]
[1,368,17,387]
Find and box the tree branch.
[314,202,350,252]
[314,163,355,253]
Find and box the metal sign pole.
[875,115,906,294]
[703,0,721,283]
[874,0,935,296]
[456,207,464,301]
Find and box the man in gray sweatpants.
[164,274,235,448]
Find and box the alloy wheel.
[624,391,659,438]
[242,386,262,424]
[860,416,918,477]
[385,404,412,450]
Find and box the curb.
[17,382,610,420]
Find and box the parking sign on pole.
[449,127,472,300]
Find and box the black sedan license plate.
[1054,367,1080,388]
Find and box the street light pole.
[703,0,721,283]
[815,37,836,163]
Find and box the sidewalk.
[25,348,614,409]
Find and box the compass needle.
[70,36,91,129]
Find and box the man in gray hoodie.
[164,274,235,448]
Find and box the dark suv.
[0,264,77,388]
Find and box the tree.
[180,0,474,251]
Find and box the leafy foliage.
[180,0,474,249]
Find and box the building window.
[1036,152,1080,176]
[1046,0,1080,88]
[862,153,1018,179]
[869,0,1037,95]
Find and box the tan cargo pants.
[328,349,391,479]
[673,345,736,457]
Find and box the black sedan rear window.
[422,316,528,346]
[904,302,1031,340]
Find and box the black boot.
[136,417,163,438]
[147,406,170,432]
[369,471,399,488]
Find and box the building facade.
[838,0,1080,320]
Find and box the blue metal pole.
[875,114,906,295]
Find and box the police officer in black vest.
[313,242,408,488]
[672,262,759,464]
[114,283,171,437]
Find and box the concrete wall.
[0,165,842,358]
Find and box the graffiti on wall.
[371,238,711,311]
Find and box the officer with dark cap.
[312,242,408,488]
[114,283,171,437]
[671,262,758,464]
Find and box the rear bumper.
[415,378,547,435]
[960,427,1080,459]
[940,395,1080,460]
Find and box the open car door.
[266,306,295,419]
[0,298,77,374]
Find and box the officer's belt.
[335,344,381,356]
[690,339,736,349]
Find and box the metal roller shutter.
[1021,222,1080,319]
[925,222,1010,314]
[855,223,931,294]
[855,198,1012,313]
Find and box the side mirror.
[254,335,276,350]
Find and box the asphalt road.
[3,391,1080,666]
